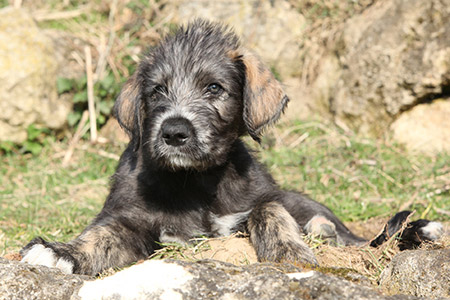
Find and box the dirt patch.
[3,253,21,261]
[185,235,258,265]
[345,217,389,239]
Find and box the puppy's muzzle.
[160,117,194,147]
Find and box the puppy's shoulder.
[228,140,276,184]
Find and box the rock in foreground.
[1,257,428,300]
[0,257,88,300]
[380,249,450,299]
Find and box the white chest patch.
[210,210,251,236]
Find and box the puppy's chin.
[151,146,210,172]
[148,137,232,172]
[160,154,203,171]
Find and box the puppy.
[21,20,443,275]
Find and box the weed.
[57,72,123,129]
[0,125,52,156]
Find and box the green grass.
[1,120,449,255]
[0,140,124,254]
[259,120,450,222]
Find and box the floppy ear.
[240,50,289,142]
[114,71,144,150]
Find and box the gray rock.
[380,249,450,299]
[74,259,421,300]
[301,0,450,137]
[0,7,71,143]
[0,257,88,300]
[3,256,442,299]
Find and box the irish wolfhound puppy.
[21,20,443,275]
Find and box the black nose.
[160,117,193,147]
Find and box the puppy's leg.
[304,215,338,244]
[248,201,318,267]
[21,220,150,275]
[281,192,367,246]
[370,211,444,250]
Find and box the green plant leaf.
[0,141,15,153]
[75,75,88,90]
[73,91,88,103]
[56,77,74,94]
[67,111,82,127]
[100,73,115,90]
[22,141,43,155]
[27,125,42,141]
[98,100,113,115]
[97,114,106,125]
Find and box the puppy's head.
[115,20,288,171]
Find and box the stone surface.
[1,256,437,299]
[380,249,450,299]
[0,257,88,300]
[75,259,422,300]
[164,0,306,79]
[0,7,71,143]
[390,99,450,153]
[300,0,450,136]
[99,118,130,144]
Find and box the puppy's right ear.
[114,72,143,150]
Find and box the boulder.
[76,259,418,300]
[163,0,306,80]
[0,8,71,143]
[300,0,450,136]
[0,257,88,300]
[390,99,450,153]
[379,249,450,299]
[99,118,129,144]
[1,256,428,300]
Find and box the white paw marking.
[55,257,75,274]
[210,210,251,236]
[21,244,74,274]
[420,221,444,240]
[21,244,56,266]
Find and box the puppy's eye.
[206,83,223,95]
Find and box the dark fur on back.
[20,20,443,276]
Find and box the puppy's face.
[138,28,245,170]
[115,20,288,171]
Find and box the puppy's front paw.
[20,237,75,274]
[277,241,319,267]
[254,238,319,268]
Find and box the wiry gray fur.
[20,20,442,275]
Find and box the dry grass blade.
[13,0,22,9]
[95,0,118,80]
[84,46,97,143]
[62,110,89,167]
[32,8,87,21]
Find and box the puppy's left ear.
[238,50,289,142]
[114,71,144,150]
